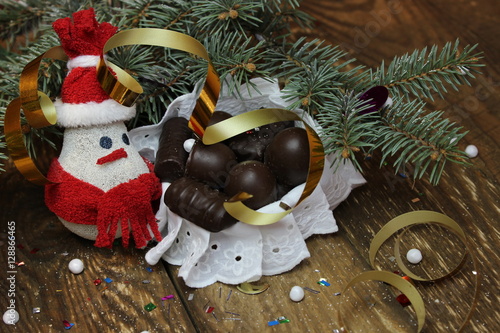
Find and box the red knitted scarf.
[45,159,162,248]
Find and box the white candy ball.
[406,248,423,264]
[465,145,478,158]
[3,309,19,325]
[183,138,196,153]
[289,286,305,302]
[68,258,85,274]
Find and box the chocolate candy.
[229,121,294,162]
[154,117,193,182]
[207,111,233,126]
[265,127,309,187]
[185,140,237,189]
[164,177,237,232]
[224,161,277,210]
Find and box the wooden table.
[1,1,498,332]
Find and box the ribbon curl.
[5,27,325,226]
[5,46,67,185]
[338,211,480,332]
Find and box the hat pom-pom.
[52,8,118,58]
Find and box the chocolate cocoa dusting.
[165,177,238,232]
[228,121,295,162]
[154,117,192,182]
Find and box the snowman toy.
[44,9,162,248]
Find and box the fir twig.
[372,40,483,100]
[371,99,470,185]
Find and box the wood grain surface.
[1,0,499,332]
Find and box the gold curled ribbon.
[203,108,324,226]
[95,29,325,226]
[6,27,324,223]
[96,28,220,136]
[340,270,426,332]
[339,211,480,332]
[4,46,68,184]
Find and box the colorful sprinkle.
[146,267,153,272]
[30,248,40,254]
[205,306,215,314]
[396,294,411,307]
[317,278,331,286]
[104,277,113,283]
[144,303,157,312]
[268,320,280,326]
[93,279,102,286]
[303,287,320,294]
[62,320,74,329]
[161,295,174,300]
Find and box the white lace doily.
[129,78,366,288]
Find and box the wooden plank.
[0,169,196,332]
[1,1,499,332]
[165,231,419,332]
[298,1,500,331]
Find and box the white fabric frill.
[129,78,366,288]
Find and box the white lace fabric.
[130,78,365,288]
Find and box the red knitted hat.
[52,8,136,128]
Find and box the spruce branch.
[372,40,483,100]
[315,92,378,172]
[0,1,484,185]
[371,99,469,185]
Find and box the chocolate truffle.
[185,140,237,189]
[154,117,193,182]
[229,121,295,162]
[207,110,233,126]
[224,161,277,210]
[265,127,310,187]
[164,177,238,232]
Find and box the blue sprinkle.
[268,320,280,326]
[146,267,153,272]
[104,277,113,283]
[398,172,408,178]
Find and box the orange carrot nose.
[96,148,128,165]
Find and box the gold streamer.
[4,46,68,184]
[340,270,426,332]
[203,108,324,226]
[6,27,325,227]
[97,28,220,136]
[339,211,480,332]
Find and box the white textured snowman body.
[56,122,151,240]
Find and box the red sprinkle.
[30,248,40,254]
[93,279,102,286]
[396,294,411,307]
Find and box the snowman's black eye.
[100,136,113,149]
[122,133,130,145]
